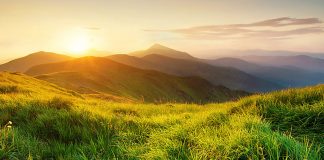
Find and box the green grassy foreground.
[0,72,323,159]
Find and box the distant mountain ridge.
[241,55,324,73]
[206,58,261,72]
[208,57,324,87]
[216,50,324,59]
[0,51,73,72]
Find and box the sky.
[0,0,324,60]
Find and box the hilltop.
[0,72,322,159]
[0,51,72,72]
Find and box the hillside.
[25,57,247,103]
[0,72,322,159]
[129,44,195,60]
[0,51,73,72]
[206,57,261,72]
[209,57,324,87]
[108,54,155,69]
[108,54,282,92]
[0,58,13,65]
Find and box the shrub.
[113,108,139,117]
[0,85,19,94]
[47,97,73,110]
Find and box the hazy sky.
[1,0,324,60]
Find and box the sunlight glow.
[66,30,91,55]
[69,38,89,54]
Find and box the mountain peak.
[27,51,73,58]
[149,43,173,50]
[129,44,195,60]
[29,51,48,55]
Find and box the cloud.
[146,17,324,40]
[231,17,321,27]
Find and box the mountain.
[25,57,248,103]
[0,58,13,64]
[206,57,261,72]
[84,49,114,57]
[0,51,73,72]
[241,55,324,73]
[108,54,155,69]
[129,44,195,60]
[208,57,324,87]
[107,54,282,92]
[215,50,324,59]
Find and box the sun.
[66,32,91,55]
[70,38,89,54]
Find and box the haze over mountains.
[219,50,324,59]
[0,44,323,102]
[208,57,324,87]
[241,55,324,73]
[109,44,324,90]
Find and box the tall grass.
[0,72,323,159]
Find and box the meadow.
[0,72,323,159]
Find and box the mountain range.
[25,56,248,103]
[241,55,324,73]
[208,57,324,87]
[214,49,324,59]
[108,53,281,92]
[0,44,323,102]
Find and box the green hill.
[0,72,323,159]
[25,57,247,103]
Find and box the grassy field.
[0,72,323,159]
